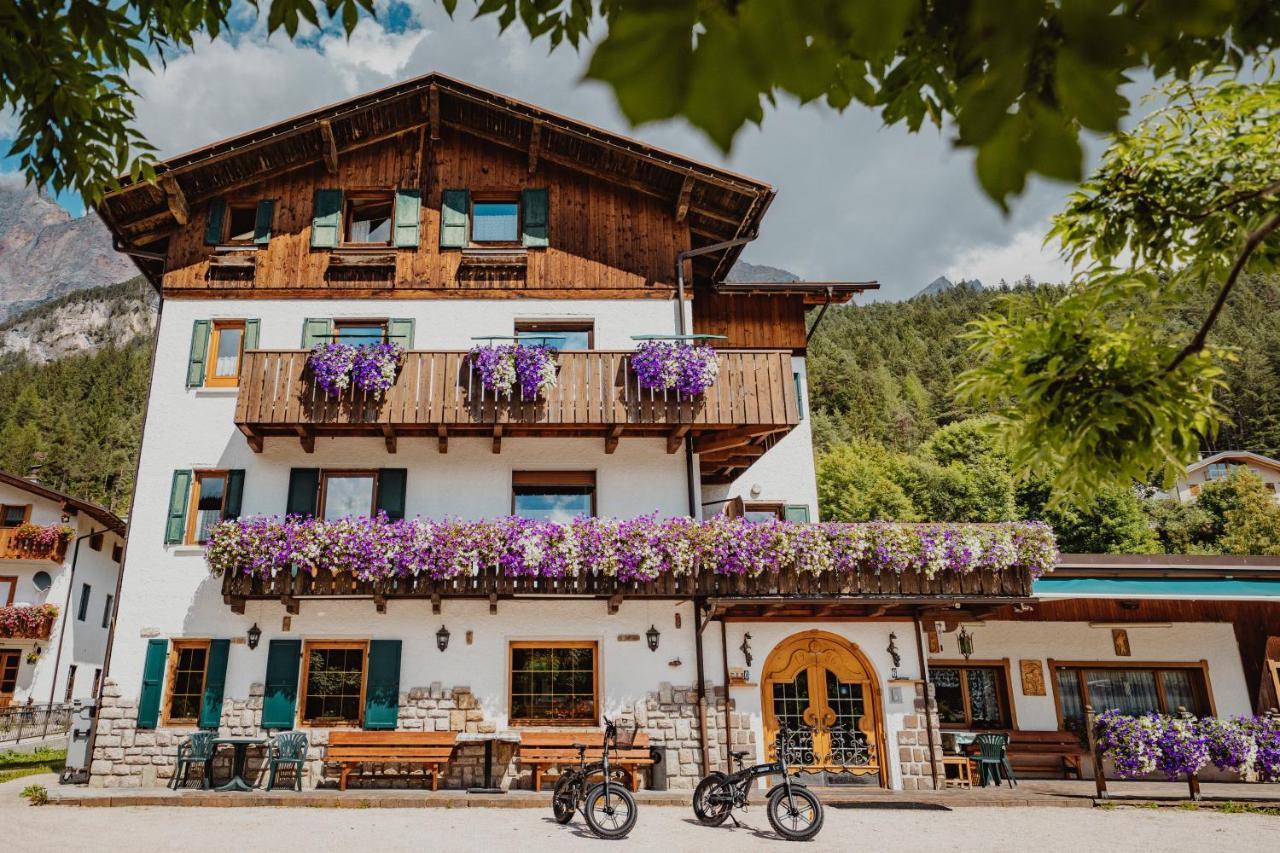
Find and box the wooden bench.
[965,730,1083,779]
[326,731,458,791]
[516,731,653,792]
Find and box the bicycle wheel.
[766,785,824,842]
[692,772,731,826]
[583,782,638,839]
[552,772,578,825]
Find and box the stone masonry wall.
[896,681,944,790]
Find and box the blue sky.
[0,2,1091,299]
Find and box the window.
[89,533,103,551]
[301,641,368,726]
[64,665,77,703]
[320,471,378,521]
[743,503,785,523]
[345,193,394,245]
[164,639,210,725]
[794,372,805,419]
[0,505,28,528]
[77,584,91,621]
[471,198,520,243]
[207,321,246,387]
[512,471,596,521]
[515,321,594,350]
[0,650,19,699]
[92,668,102,698]
[0,576,15,607]
[186,471,229,545]
[1054,664,1211,736]
[112,543,123,563]
[333,320,388,346]
[102,593,114,629]
[509,641,598,725]
[1207,462,1230,480]
[225,203,258,243]
[929,664,1013,729]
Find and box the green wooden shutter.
[301,318,333,348]
[186,320,212,388]
[254,199,275,245]
[375,469,407,521]
[784,505,811,523]
[439,189,469,248]
[261,639,302,731]
[165,470,192,544]
[393,189,421,248]
[244,319,260,351]
[387,318,415,349]
[521,188,549,248]
[223,470,245,520]
[286,468,320,518]
[311,189,343,249]
[363,640,402,731]
[137,639,169,730]
[198,639,230,730]
[203,199,226,246]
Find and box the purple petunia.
[632,341,719,397]
[469,344,558,399]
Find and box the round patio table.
[212,736,268,792]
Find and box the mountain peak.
[913,276,984,299]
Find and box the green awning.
[1034,577,1280,601]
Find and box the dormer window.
[345,193,394,245]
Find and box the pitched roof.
[0,470,126,535]
[1184,450,1280,476]
[97,72,776,287]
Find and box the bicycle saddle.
[572,743,589,753]
[730,750,751,761]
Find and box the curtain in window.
[930,668,965,725]
[966,669,1003,727]
[213,327,242,377]
[1160,670,1201,715]
[1057,669,1084,733]
[1085,669,1159,716]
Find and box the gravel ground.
[3,775,1277,852]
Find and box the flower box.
[0,524,71,562]
[0,604,59,640]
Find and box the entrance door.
[0,649,19,709]
[761,631,883,784]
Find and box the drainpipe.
[913,610,941,790]
[674,237,755,518]
[43,527,102,735]
[692,599,712,776]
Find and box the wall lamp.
[437,625,451,652]
[246,622,262,650]
[646,624,660,652]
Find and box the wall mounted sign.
[617,634,641,642]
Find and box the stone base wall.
[896,681,944,790]
[89,678,753,791]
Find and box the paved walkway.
[3,775,1278,853]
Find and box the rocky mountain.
[0,180,137,322]
[727,260,801,282]
[0,277,156,367]
[913,275,985,299]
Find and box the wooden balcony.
[221,564,1035,618]
[0,529,67,563]
[235,349,800,482]
[0,606,57,640]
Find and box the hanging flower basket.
[308,342,403,399]
[468,344,558,399]
[631,341,719,396]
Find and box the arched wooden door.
[761,631,884,784]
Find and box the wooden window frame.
[318,469,380,521]
[1047,659,1216,730]
[185,470,230,545]
[508,640,600,727]
[514,320,595,350]
[206,320,248,387]
[89,533,103,552]
[511,471,597,517]
[0,649,20,700]
[332,319,390,345]
[0,504,31,528]
[342,191,395,247]
[0,576,16,606]
[223,202,260,245]
[469,193,522,247]
[299,639,370,728]
[163,638,212,726]
[928,658,1017,730]
[743,502,786,521]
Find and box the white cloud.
[0,170,30,191]
[947,227,1073,288]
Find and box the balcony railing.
[0,702,73,744]
[234,349,799,479]
[0,528,67,562]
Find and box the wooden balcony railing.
[0,528,67,563]
[235,350,800,479]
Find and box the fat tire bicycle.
[691,727,825,842]
[549,716,639,839]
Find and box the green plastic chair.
[171,731,217,790]
[266,732,309,792]
[972,733,1017,788]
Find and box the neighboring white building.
[1173,450,1280,502]
[0,470,125,710]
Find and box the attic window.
[226,204,258,243]
[471,199,520,244]
[346,194,394,245]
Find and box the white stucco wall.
[0,482,122,704]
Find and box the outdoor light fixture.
[957,626,975,660]
[436,625,451,652]
[646,624,660,652]
[246,622,262,650]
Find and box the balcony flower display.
[12,522,73,551]
[205,514,1056,584]
[308,342,404,398]
[468,344,558,399]
[1095,711,1280,782]
[631,341,719,396]
[0,603,59,639]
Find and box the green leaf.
[1054,48,1130,133]
[974,113,1029,208]
[584,4,697,126]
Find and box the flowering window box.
[0,524,71,562]
[0,604,59,639]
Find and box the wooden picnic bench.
[964,730,1083,779]
[325,731,458,791]
[515,730,654,792]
